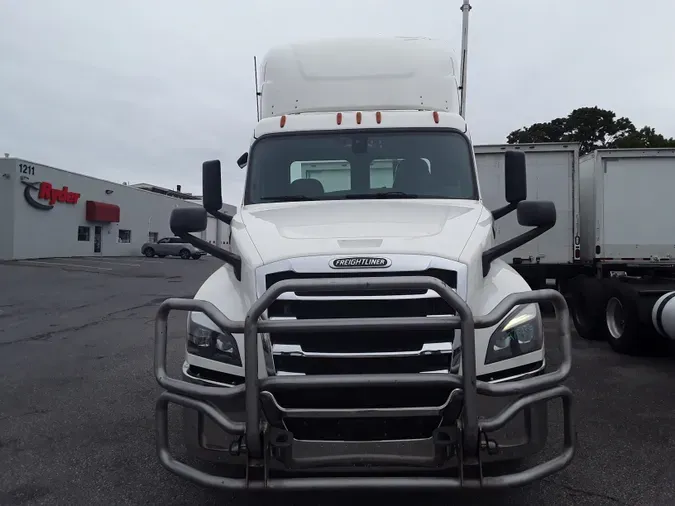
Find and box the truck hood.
[239,200,484,264]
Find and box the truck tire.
[568,276,606,341]
[143,247,155,258]
[604,282,644,355]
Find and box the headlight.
[187,318,242,366]
[484,304,543,365]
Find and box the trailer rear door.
[600,154,675,260]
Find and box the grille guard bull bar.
[154,276,575,491]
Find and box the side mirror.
[236,152,248,168]
[170,207,207,234]
[482,200,557,277]
[504,150,527,203]
[169,206,242,280]
[202,160,223,212]
[202,160,234,225]
[490,151,528,221]
[166,161,242,280]
[517,200,556,228]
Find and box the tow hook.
[229,435,247,457]
[480,431,500,455]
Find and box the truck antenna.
[253,56,261,121]
[459,0,471,118]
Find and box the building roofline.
[6,157,201,204]
[130,183,201,200]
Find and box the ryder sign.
[22,181,81,211]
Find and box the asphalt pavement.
[1,255,674,506]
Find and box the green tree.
[507,106,675,156]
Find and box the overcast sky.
[2,0,674,205]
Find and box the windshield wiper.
[345,192,419,199]
[259,195,317,202]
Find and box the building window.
[148,231,158,243]
[78,226,91,242]
[118,229,132,243]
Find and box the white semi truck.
[152,3,576,492]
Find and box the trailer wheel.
[604,283,643,355]
[568,276,606,341]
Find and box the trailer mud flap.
[153,276,575,491]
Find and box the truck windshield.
[244,130,478,204]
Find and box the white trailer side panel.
[580,149,675,261]
[475,143,580,265]
[578,152,596,262]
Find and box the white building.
[0,157,231,260]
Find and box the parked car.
[141,237,204,260]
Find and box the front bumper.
[181,365,549,470]
[154,276,575,491]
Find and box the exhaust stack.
[459,0,471,118]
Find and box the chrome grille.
[264,267,459,375]
[265,268,457,297]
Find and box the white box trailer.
[579,148,675,263]
[565,148,675,355]
[475,143,581,287]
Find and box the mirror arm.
[481,223,554,277]
[490,202,518,221]
[208,209,233,225]
[175,232,242,281]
